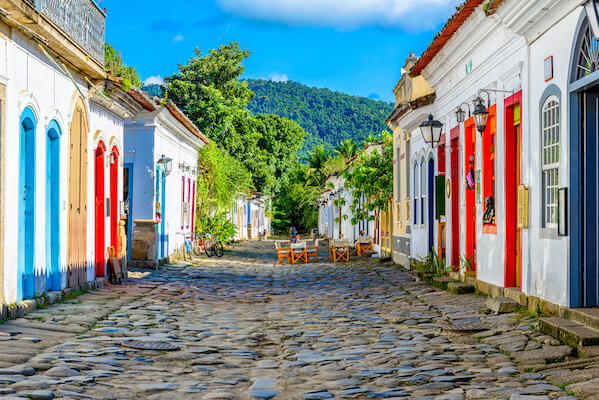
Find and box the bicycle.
[212,237,224,258]
[195,232,215,257]
[182,233,193,261]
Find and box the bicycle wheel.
[214,241,224,257]
[204,239,214,257]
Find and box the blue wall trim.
[46,120,61,291]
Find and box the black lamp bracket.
[457,102,472,118]
[477,88,514,106]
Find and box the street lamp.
[473,96,490,134]
[455,102,471,124]
[157,154,173,176]
[419,114,443,146]
[586,0,599,40]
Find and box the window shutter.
[436,175,445,220]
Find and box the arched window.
[542,95,560,228]
[575,23,599,81]
[421,158,426,226]
[413,162,419,225]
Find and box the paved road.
[0,241,587,399]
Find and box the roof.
[386,93,436,124]
[165,101,210,144]
[410,0,485,76]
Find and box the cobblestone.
[0,241,590,398]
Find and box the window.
[413,162,419,225]
[421,158,426,226]
[181,176,186,229]
[482,105,497,226]
[396,145,401,202]
[542,96,560,228]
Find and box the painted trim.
[124,163,134,262]
[46,120,62,291]
[18,107,37,300]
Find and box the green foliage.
[196,209,237,244]
[197,143,252,213]
[335,139,358,159]
[412,249,448,277]
[104,44,142,91]
[246,79,394,158]
[272,163,319,234]
[306,145,330,186]
[460,254,475,272]
[166,43,306,198]
[344,132,393,225]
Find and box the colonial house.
[230,192,271,241]
[387,53,436,267]
[396,0,599,312]
[124,99,208,266]
[0,0,144,304]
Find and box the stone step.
[540,317,599,353]
[432,276,453,289]
[504,287,527,306]
[448,282,475,295]
[563,308,599,331]
[485,297,519,314]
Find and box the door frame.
[124,163,134,262]
[464,117,477,272]
[427,157,435,254]
[450,126,460,268]
[109,146,119,254]
[504,91,523,288]
[18,107,36,300]
[94,141,106,278]
[46,120,62,291]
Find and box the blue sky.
[101,0,460,102]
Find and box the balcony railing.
[31,0,105,64]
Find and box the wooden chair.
[356,236,373,257]
[305,239,319,263]
[331,240,350,262]
[291,242,308,264]
[275,241,291,264]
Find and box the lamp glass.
[157,155,173,176]
[419,114,443,144]
[456,108,466,123]
[473,100,489,133]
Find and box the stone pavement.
[0,241,592,399]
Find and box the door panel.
[450,137,460,268]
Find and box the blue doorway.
[19,107,36,300]
[46,121,61,291]
[155,167,166,259]
[428,158,435,254]
[124,163,133,262]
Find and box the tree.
[272,163,319,233]
[306,145,330,186]
[104,44,142,91]
[196,142,253,215]
[335,139,358,159]
[344,132,393,225]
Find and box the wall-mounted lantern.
[157,154,173,176]
[455,102,471,124]
[419,114,443,146]
[473,96,490,134]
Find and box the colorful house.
[124,99,208,266]
[230,192,271,241]
[387,53,436,267]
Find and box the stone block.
[448,271,460,281]
[448,282,475,295]
[486,297,519,314]
[475,279,488,295]
[46,291,61,304]
[20,300,36,314]
[559,323,599,348]
[539,317,578,338]
[464,276,476,285]
[539,299,560,316]
[6,304,18,319]
[504,287,527,306]
[432,276,453,289]
[528,296,541,314]
[487,282,504,298]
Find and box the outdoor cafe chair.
[275,240,291,264]
[305,239,319,263]
[356,236,373,257]
[291,242,308,264]
[331,239,350,262]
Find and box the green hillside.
[246,79,394,158]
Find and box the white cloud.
[173,33,184,42]
[268,72,289,82]
[215,0,460,30]
[143,75,164,86]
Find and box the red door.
[504,91,523,288]
[450,127,460,268]
[464,118,477,271]
[110,147,119,254]
[94,142,106,278]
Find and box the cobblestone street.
[0,242,590,399]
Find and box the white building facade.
[124,101,208,263]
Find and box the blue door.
[155,167,167,259]
[124,163,133,262]
[46,121,61,291]
[19,108,36,300]
[428,159,435,254]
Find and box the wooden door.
[464,120,476,270]
[110,147,119,254]
[19,108,36,300]
[68,102,88,287]
[450,135,460,268]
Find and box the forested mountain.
[246,79,394,158]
